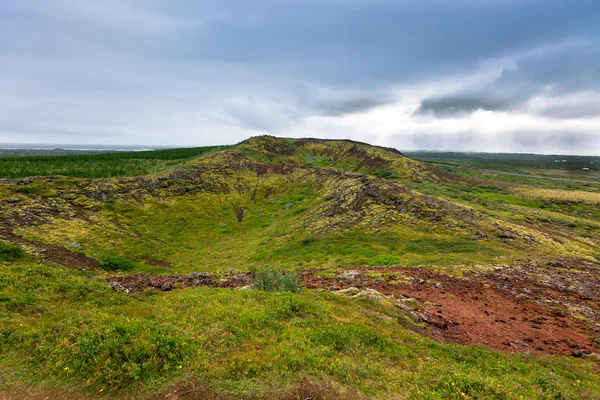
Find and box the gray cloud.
[320,95,393,117]
[415,97,512,117]
[0,0,599,153]
[416,42,600,118]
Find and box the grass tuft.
[0,241,26,262]
[369,254,401,266]
[251,268,303,293]
[101,255,136,271]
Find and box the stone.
[354,288,388,301]
[571,350,590,358]
[108,281,130,294]
[334,287,360,296]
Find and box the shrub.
[0,241,26,261]
[370,254,400,266]
[301,236,316,246]
[101,255,136,271]
[293,205,309,215]
[251,268,302,293]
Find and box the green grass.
[406,151,600,175]
[13,162,554,273]
[250,268,302,293]
[0,242,26,262]
[369,254,401,266]
[1,263,599,399]
[0,146,230,178]
[101,255,137,271]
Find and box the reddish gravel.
[302,266,596,357]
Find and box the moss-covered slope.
[0,155,591,273]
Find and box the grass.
[101,255,137,271]
[516,187,600,206]
[0,242,25,262]
[369,254,401,266]
[0,146,230,178]
[1,263,599,399]
[406,151,600,176]
[250,268,302,293]
[13,162,560,273]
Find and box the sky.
[1,0,599,154]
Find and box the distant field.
[405,151,600,172]
[0,146,231,178]
[407,151,600,192]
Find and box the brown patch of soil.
[143,257,172,269]
[276,380,358,400]
[0,231,101,270]
[108,272,251,294]
[41,244,101,270]
[147,382,224,400]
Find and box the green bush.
[369,254,400,266]
[0,241,26,261]
[251,268,302,293]
[101,255,136,271]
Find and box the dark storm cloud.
[416,42,600,118]
[168,0,599,85]
[416,97,512,116]
[319,95,393,116]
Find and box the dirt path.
[0,231,101,270]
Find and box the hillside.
[203,136,457,183]
[1,137,600,399]
[0,139,591,271]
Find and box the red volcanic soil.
[301,266,595,357]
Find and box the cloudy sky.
[1,0,599,154]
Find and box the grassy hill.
[1,137,600,399]
[214,136,457,183]
[1,139,591,272]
